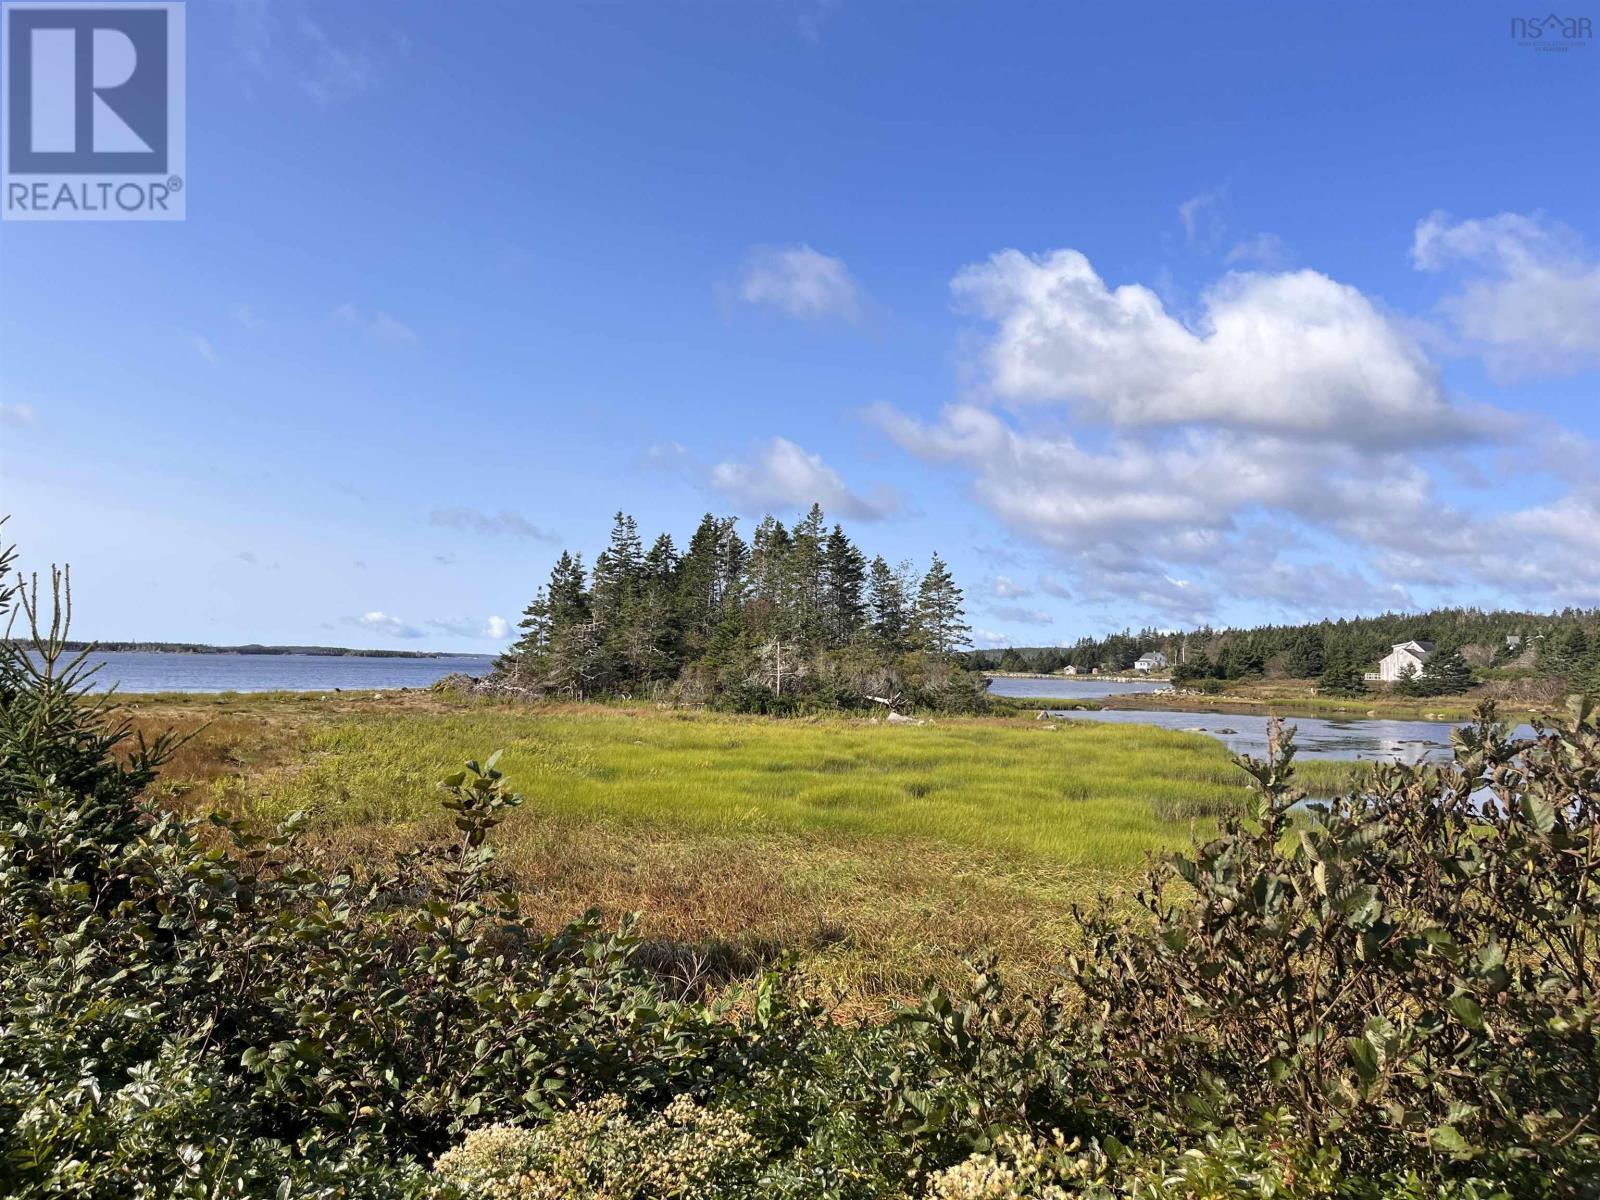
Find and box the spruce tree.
[914,552,970,655]
[823,524,867,647]
[1283,631,1325,679]
[867,556,908,652]
[1317,647,1367,697]
[1426,647,1473,695]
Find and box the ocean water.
[67,650,495,694]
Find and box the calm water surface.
[1043,707,1536,764]
[985,675,1171,700]
[72,651,494,694]
[981,676,1530,764]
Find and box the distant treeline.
[495,505,980,713]
[967,607,1600,695]
[36,641,469,659]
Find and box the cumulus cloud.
[872,228,1600,623]
[0,402,37,427]
[951,249,1473,447]
[430,507,560,542]
[710,437,900,521]
[483,615,511,640]
[990,575,1029,599]
[1412,210,1600,377]
[737,245,862,323]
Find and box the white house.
[1062,665,1080,676]
[1378,640,1434,682]
[1133,651,1168,673]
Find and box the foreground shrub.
[1072,709,1600,1194]
[434,1095,762,1198]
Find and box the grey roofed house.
[1378,639,1435,682]
[1133,651,1168,672]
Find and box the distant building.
[1062,665,1080,676]
[1505,635,1522,650]
[1378,640,1434,682]
[1133,651,1168,673]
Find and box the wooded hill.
[494,505,982,713]
[970,606,1600,694]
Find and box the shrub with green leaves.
[1071,709,1600,1195]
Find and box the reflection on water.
[1045,707,1536,765]
[986,676,1171,700]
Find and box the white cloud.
[951,248,1472,447]
[0,402,37,428]
[333,303,417,344]
[1178,187,1226,246]
[1037,574,1072,599]
[189,333,219,364]
[350,611,424,639]
[737,245,862,323]
[483,615,511,640]
[430,507,559,542]
[1412,210,1600,377]
[990,575,1029,598]
[710,437,900,521]
[871,226,1600,623]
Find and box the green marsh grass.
[124,695,1373,1007]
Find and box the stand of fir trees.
[495,506,982,714]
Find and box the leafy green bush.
[1071,711,1600,1195]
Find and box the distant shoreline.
[33,641,494,661]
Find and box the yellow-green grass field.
[120,691,1367,1010]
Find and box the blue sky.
[3,0,1598,650]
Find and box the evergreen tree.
[823,524,867,647]
[1283,631,1325,679]
[1393,662,1422,697]
[499,587,551,674]
[867,556,908,652]
[1318,647,1367,697]
[1425,647,1473,695]
[547,552,590,628]
[914,553,970,655]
